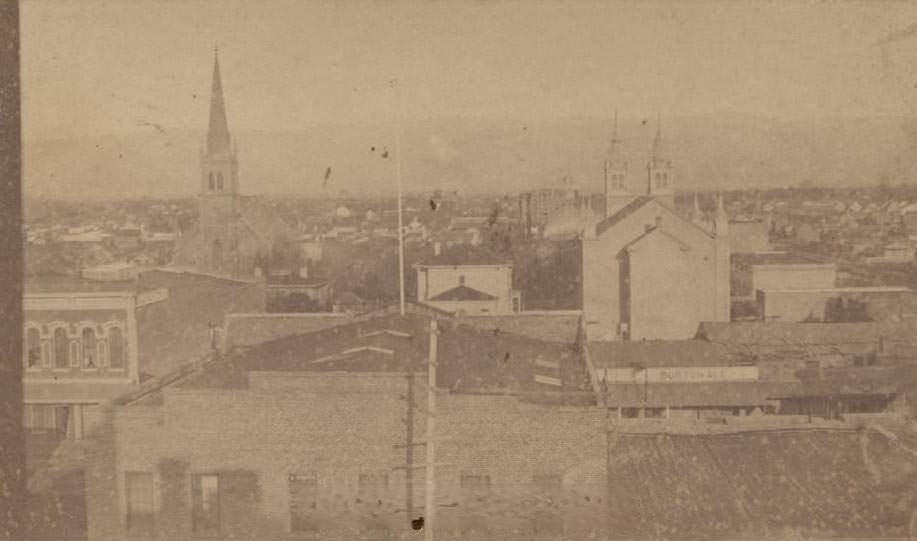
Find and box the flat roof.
[761,286,911,294]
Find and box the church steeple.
[604,109,627,193]
[198,47,240,275]
[647,113,674,206]
[207,47,232,156]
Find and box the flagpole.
[395,79,406,317]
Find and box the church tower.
[646,114,675,208]
[604,110,633,217]
[198,48,240,276]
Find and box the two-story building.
[414,245,522,314]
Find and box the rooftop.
[24,274,150,294]
[733,251,832,266]
[588,339,734,369]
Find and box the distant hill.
[23,114,917,200]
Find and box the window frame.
[190,473,221,535]
[24,326,42,371]
[108,325,126,371]
[52,326,70,371]
[125,471,156,537]
[81,326,99,371]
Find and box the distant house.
[414,245,522,314]
[265,269,331,312]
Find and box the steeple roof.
[650,112,666,163]
[607,109,624,164]
[207,48,232,155]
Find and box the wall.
[627,230,720,340]
[758,288,911,323]
[582,199,726,341]
[89,373,605,540]
[423,298,500,315]
[751,264,836,293]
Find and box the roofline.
[413,263,513,269]
[760,287,911,294]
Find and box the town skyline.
[21,0,917,199]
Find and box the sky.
[21,0,917,140]
[19,0,917,197]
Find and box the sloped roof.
[696,321,917,346]
[462,312,582,344]
[595,196,654,236]
[588,339,734,369]
[417,245,511,266]
[607,428,917,539]
[623,226,691,253]
[429,284,497,301]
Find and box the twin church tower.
[603,112,674,216]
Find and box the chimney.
[434,241,442,256]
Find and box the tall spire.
[207,47,231,155]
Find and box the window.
[289,472,318,533]
[53,328,69,369]
[358,472,388,491]
[191,474,220,533]
[82,328,97,369]
[25,328,40,369]
[40,341,51,368]
[217,172,224,190]
[109,327,125,369]
[208,172,214,190]
[532,474,562,491]
[126,472,155,536]
[97,339,108,368]
[23,404,68,438]
[460,473,491,490]
[69,340,80,368]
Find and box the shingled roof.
[429,284,497,301]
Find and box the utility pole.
[424,319,438,540]
[404,336,416,524]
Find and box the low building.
[265,269,331,312]
[414,246,522,314]
[732,252,836,300]
[85,309,599,540]
[757,286,913,323]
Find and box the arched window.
[25,328,40,369]
[217,172,224,190]
[53,328,69,369]
[69,340,80,368]
[97,339,108,368]
[82,328,97,369]
[208,172,215,190]
[109,327,125,369]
